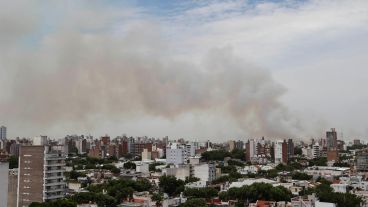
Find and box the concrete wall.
[0,162,9,207]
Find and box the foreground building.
[0,159,9,207]
[17,145,66,207]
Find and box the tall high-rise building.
[0,126,6,139]
[166,142,195,165]
[312,143,321,159]
[357,150,368,172]
[326,128,339,162]
[245,139,256,162]
[287,139,294,160]
[235,140,244,150]
[274,140,288,164]
[326,128,337,150]
[17,145,66,207]
[228,140,235,152]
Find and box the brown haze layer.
[0,2,302,139]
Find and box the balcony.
[44,193,65,200]
[44,181,66,187]
[45,187,65,193]
[44,162,65,167]
[44,175,64,180]
[45,169,65,173]
[45,154,65,160]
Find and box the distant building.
[100,135,110,146]
[326,128,337,151]
[327,150,339,162]
[357,150,368,172]
[0,126,7,139]
[326,128,339,162]
[312,143,321,159]
[287,139,294,160]
[354,139,361,145]
[17,145,66,207]
[304,166,349,179]
[274,140,287,164]
[245,139,257,162]
[132,143,152,156]
[166,142,195,165]
[135,162,149,175]
[228,140,235,152]
[141,148,151,160]
[75,139,87,154]
[164,165,191,181]
[193,163,217,183]
[33,136,48,146]
[235,140,244,150]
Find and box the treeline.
[313,178,362,207]
[219,183,292,204]
[30,178,152,207]
[201,149,245,161]
[181,182,292,207]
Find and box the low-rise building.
[304,166,349,179]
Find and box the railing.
[44,193,65,200]
[44,175,64,180]
[44,162,65,167]
[45,187,65,193]
[44,181,66,187]
[45,169,65,173]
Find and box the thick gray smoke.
[0,2,302,139]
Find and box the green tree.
[184,187,219,199]
[230,149,246,160]
[294,146,302,156]
[159,175,185,197]
[201,150,231,161]
[149,162,165,172]
[292,172,312,180]
[123,161,136,169]
[8,155,18,169]
[30,199,77,207]
[152,192,164,207]
[223,182,292,204]
[182,198,207,207]
[185,176,200,184]
[228,159,245,167]
[309,157,327,166]
[72,192,117,207]
[68,170,86,180]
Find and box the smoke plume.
[0,2,302,139]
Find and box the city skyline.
[1,1,368,141]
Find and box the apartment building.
[166,142,195,165]
[274,140,288,164]
[192,163,217,183]
[17,145,66,207]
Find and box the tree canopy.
[159,175,185,197]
